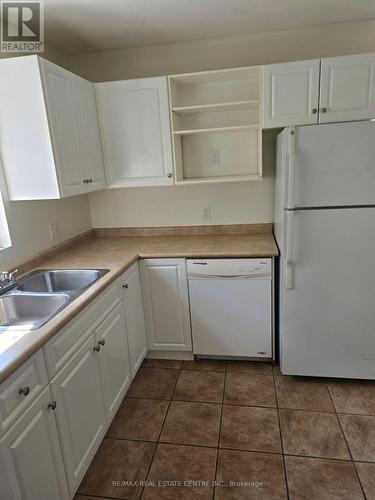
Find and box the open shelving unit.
[168,66,262,184]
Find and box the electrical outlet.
[202,207,211,222]
[49,223,60,240]
[209,149,221,166]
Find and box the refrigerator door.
[285,121,375,209]
[280,207,375,379]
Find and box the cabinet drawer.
[44,284,120,378]
[0,350,48,435]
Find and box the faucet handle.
[0,271,10,284]
[8,269,18,282]
[0,269,18,285]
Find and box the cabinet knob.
[167,173,172,178]
[83,178,88,184]
[89,178,93,183]
[19,386,30,396]
[312,108,318,114]
[93,345,101,352]
[321,107,327,113]
[48,401,57,410]
[98,339,105,346]
[123,283,128,289]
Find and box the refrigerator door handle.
[287,127,296,209]
[285,210,294,289]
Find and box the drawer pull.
[48,401,57,410]
[98,339,105,346]
[123,283,128,289]
[93,345,101,352]
[19,386,30,396]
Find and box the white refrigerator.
[274,121,375,379]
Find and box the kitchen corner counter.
[0,232,278,383]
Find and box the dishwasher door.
[188,276,272,358]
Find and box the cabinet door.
[72,75,106,192]
[50,334,106,495]
[0,387,69,500]
[140,259,192,351]
[320,53,375,123]
[39,59,86,197]
[95,303,131,423]
[121,262,148,377]
[95,77,174,187]
[263,60,320,128]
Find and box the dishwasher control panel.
[187,259,272,277]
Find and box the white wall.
[0,161,91,267]
[0,44,91,267]
[2,20,375,248]
[89,130,275,227]
[78,19,375,228]
[0,42,69,65]
[67,19,375,82]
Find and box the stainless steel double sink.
[0,269,109,331]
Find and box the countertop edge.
[0,246,278,383]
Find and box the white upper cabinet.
[169,67,263,184]
[140,259,192,351]
[95,77,174,187]
[40,58,86,197]
[263,53,375,128]
[0,55,105,200]
[71,74,106,192]
[263,59,320,128]
[319,53,375,123]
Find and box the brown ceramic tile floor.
[76,360,375,500]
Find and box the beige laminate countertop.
[0,233,278,383]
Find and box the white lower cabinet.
[0,387,69,500]
[96,303,131,421]
[50,299,131,496]
[140,259,192,351]
[0,258,194,498]
[120,262,148,377]
[50,334,106,495]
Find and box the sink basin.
[0,268,109,331]
[0,293,69,330]
[16,269,108,294]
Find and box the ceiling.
[43,0,375,54]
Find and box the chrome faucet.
[0,269,18,288]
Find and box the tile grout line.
[212,360,227,500]
[326,384,368,500]
[139,363,183,499]
[272,369,291,500]
[103,432,373,462]
[126,393,276,409]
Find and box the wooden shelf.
[169,66,260,85]
[173,125,259,135]
[172,100,259,115]
[168,66,262,184]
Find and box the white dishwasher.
[187,259,272,358]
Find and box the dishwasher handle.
[188,273,271,279]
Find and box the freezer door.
[285,121,375,208]
[281,207,375,379]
